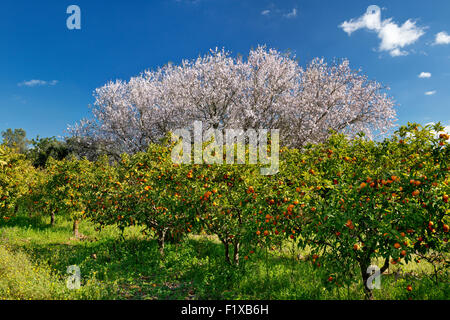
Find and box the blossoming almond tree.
[70,46,396,157]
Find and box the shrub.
[0,244,66,300]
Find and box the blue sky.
[1,0,449,139]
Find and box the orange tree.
[0,145,37,219]
[18,165,48,220]
[189,157,269,265]
[85,143,196,256]
[283,123,449,299]
[83,155,121,233]
[249,146,322,251]
[228,146,309,261]
[40,157,93,237]
[21,158,65,225]
[84,136,279,263]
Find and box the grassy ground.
[0,213,448,300]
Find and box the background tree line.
[0,128,94,168]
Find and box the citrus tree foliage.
[0,145,37,218]
[70,46,396,157]
[85,142,196,255]
[264,123,449,299]
[188,154,269,265]
[16,123,448,299]
[39,157,93,237]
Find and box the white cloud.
[262,6,298,19]
[434,31,450,45]
[418,72,431,78]
[378,20,425,54]
[340,5,382,34]
[390,48,408,57]
[339,5,425,57]
[283,8,297,19]
[18,79,58,87]
[425,90,436,96]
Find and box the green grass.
[0,213,448,300]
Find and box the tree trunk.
[233,241,240,266]
[223,241,231,264]
[157,229,167,257]
[359,261,374,300]
[50,212,55,226]
[73,220,80,238]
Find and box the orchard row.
[1,123,448,298]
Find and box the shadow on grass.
[10,232,243,299]
[7,230,322,299]
[1,215,346,299]
[5,217,444,300]
[0,215,55,231]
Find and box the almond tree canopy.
[69,46,396,158]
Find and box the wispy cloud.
[18,79,58,87]
[12,94,27,104]
[424,90,436,96]
[283,8,297,19]
[339,5,425,57]
[418,72,431,78]
[261,6,298,19]
[175,0,201,4]
[434,31,450,45]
